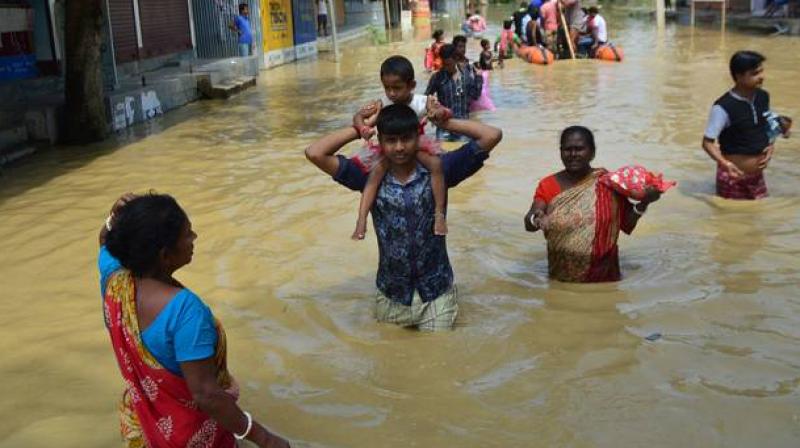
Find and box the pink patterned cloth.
[599,165,676,201]
[716,166,768,200]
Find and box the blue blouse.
[98,246,218,376]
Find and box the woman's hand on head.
[111,193,137,215]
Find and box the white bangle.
[234,411,253,440]
[632,203,646,216]
[105,214,114,231]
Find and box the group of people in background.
[425,32,494,140]
[505,0,610,59]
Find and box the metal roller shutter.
[108,0,138,63]
[138,0,192,59]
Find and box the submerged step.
[198,75,257,100]
[0,144,36,167]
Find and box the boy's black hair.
[440,44,457,60]
[380,55,415,83]
[432,29,444,40]
[528,5,539,18]
[239,3,248,13]
[453,35,467,46]
[503,19,513,29]
[376,104,420,137]
[729,50,765,81]
[480,38,490,47]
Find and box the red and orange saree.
[103,270,236,448]
[542,170,635,283]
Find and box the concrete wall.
[108,56,259,132]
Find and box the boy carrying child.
[352,56,449,238]
[305,56,503,330]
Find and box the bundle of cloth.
[600,165,676,201]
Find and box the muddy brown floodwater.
[1,9,799,448]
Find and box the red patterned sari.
[541,169,635,283]
[103,270,236,448]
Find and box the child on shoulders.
[352,56,449,239]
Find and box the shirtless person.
[702,51,791,200]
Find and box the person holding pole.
[559,0,582,58]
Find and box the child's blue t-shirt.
[98,246,218,376]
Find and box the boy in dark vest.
[702,51,791,200]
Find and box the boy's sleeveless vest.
[715,89,770,156]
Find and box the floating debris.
[645,332,663,342]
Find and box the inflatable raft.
[516,45,555,65]
[595,44,624,62]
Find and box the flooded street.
[1,9,800,447]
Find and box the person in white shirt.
[317,0,328,36]
[587,5,607,51]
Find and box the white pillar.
[655,0,666,29]
[103,0,119,88]
[327,0,340,62]
[187,0,197,57]
[132,0,143,48]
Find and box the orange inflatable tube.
[516,45,555,65]
[595,44,624,62]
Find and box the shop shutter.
[138,0,192,59]
[108,0,138,62]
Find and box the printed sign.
[262,0,294,51]
[0,54,37,81]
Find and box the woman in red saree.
[524,127,662,282]
[99,193,290,448]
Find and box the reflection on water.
[1,8,800,448]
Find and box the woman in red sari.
[524,127,662,282]
[99,193,290,448]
